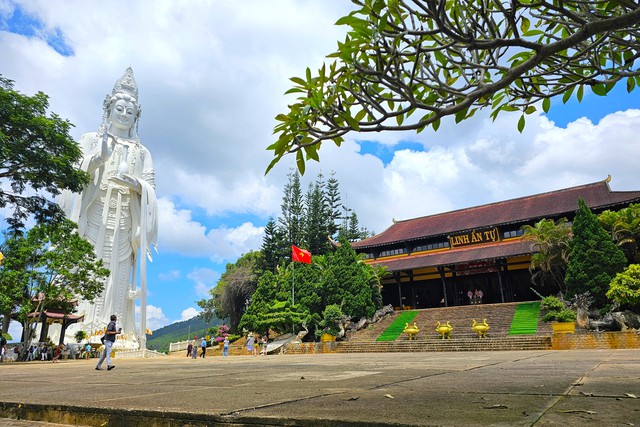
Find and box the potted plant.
[541,295,577,333]
[74,330,87,343]
[315,304,342,342]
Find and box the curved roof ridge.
[392,178,611,224]
[354,178,640,249]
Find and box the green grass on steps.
[508,301,541,335]
[376,311,419,341]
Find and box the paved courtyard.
[0,349,639,426]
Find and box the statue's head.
[102,67,142,137]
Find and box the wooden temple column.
[409,271,416,309]
[496,258,506,303]
[394,272,403,309]
[59,317,79,345]
[437,266,448,307]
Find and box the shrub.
[541,295,576,322]
[607,264,640,309]
[541,296,565,312]
[315,304,343,338]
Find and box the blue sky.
[2,0,640,341]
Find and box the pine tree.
[279,170,305,249]
[304,180,325,255]
[261,218,281,272]
[325,172,342,237]
[565,199,627,308]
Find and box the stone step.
[281,336,553,354]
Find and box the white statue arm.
[109,173,142,193]
[86,125,114,172]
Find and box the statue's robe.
[60,132,157,347]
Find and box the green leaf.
[296,150,306,175]
[455,108,468,123]
[517,115,525,133]
[542,98,551,113]
[627,77,636,93]
[591,84,607,96]
[562,86,574,103]
[335,15,369,27]
[523,29,544,37]
[290,77,307,87]
[284,88,306,95]
[304,145,320,162]
[343,113,360,131]
[576,85,584,102]
[432,117,441,131]
[265,156,281,176]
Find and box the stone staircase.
[333,336,552,353]
[198,301,555,356]
[337,301,554,352]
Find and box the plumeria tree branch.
[268,0,640,174]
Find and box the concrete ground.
[0,349,639,426]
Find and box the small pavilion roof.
[27,311,84,321]
[353,178,640,250]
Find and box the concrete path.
[1,349,639,426]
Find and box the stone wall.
[551,331,640,350]
[280,341,338,354]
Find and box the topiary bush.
[607,263,640,310]
[541,295,577,322]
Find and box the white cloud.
[181,307,199,321]
[187,267,220,297]
[158,270,180,281]
[146,304,170,331]
[135,304,170,331]
[157,198,215,257]
[206,222,265,263]
[158,196,264,262]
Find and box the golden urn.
[435,321,453,339]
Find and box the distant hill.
[147,316,222,353]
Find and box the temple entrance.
[382,266,538,310]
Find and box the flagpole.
[292,261,295,306]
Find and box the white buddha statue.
[60,68,158,350]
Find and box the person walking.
[95,314,121,371]
[186,342,193,357]
[26,346,34,361]
[246,333,255,357]
[0,333,6,363]
[191,337,198,359]
[222,336,229,358]
[260,336,268,356]
[200,337,207,358]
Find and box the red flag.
[292,245,312,264]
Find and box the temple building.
[352,177,640,310]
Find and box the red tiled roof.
[369,239,533,272]
[354,179,640,249]
[27,311,84,321]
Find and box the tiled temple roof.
[370,240,532,272]
[353,178,640,250]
